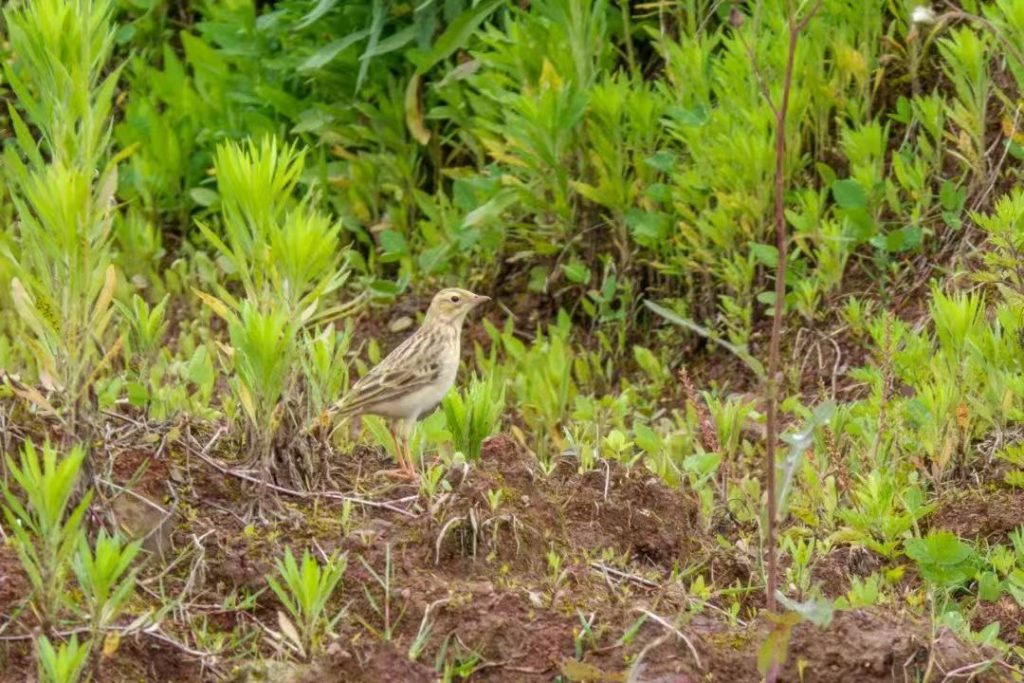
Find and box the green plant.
[834,573,884,610]
[563,424,597,473]
[938,26,991,182]
[972,188,1024,307]
[300,322,353,420]
[780,536,820,600]
[440,373,504,461]
[197,137,350,313]
[485,489,503,513]
[419,463,450,509]
[72,529,141,673]
[905,531,977,591]
[196,136,355,490]
[357,544,405,641]
[115,294,169,371]
[35,634,90,683]
[572,610,598,659]
[2,441,91,636]
[835,469,931,559]
[115,293,169,410]
[600,428,634,463]
[265,546,349,660]
[477,313,578,460]
[2,0,124,433]
[225,302,300,487]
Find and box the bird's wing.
[333,333,444,417]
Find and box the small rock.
[169,465,186,484]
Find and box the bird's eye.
[450,295,460,303]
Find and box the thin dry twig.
[590,562,660,588]
[637,608,703,670]
[184,435,419,518]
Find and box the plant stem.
[619,0,636,75]
[763,0,823,618]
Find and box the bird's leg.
[379,422,410,478]
[400,420,418,478]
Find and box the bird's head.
[424,288,490,326]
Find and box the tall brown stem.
[762,0,822,616]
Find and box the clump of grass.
[72,529,141,676]
[2,441,91,637]
[2,439,141,679]
[35,634,89,683]
[196,136,356,490]
[265,547,348,660]
[441,372,504,461]
[3,0,123,434]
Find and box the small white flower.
[911,5,936,25]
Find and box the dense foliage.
[0,0,1022,680]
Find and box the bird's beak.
[475,294,491,304]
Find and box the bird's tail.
[300,402,355,436]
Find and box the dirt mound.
[930,487,1024,541]
[435,434,700,569]
[631,609,1000,683]
[308,641,435,683]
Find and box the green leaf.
[644,150,676,173]
[625,208,671,247]
[832,179,866,209]
[294,0,339,30]
[379,230,408,258]
[299,30,369,72]
[363,24,418,59]
[645,182,673,202]
[747,241,778,267]
[870,224,921,253]
[977,571,1001,602]
[757,623,789,676]
[463,189,517,228]
[665,104,709,126]
[939,180,965,212]
[414,0,504,75]
[126,381,149,406]
[189,187,220,207]
[644,300,765,379]
[562,261,590,285]
[905,531,973,566]
[776,592,834,627]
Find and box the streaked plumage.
[331,287,490,475]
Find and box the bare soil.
[0,428,1008,682]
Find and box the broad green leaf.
[299,30,369,71]
[414,0,504,75]
[644,150,676,173]
[625,208,671,247]
[904,531,973,565]
[832,178,866,209]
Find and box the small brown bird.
[330,288,490,476]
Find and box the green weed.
[265,546,349,659]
